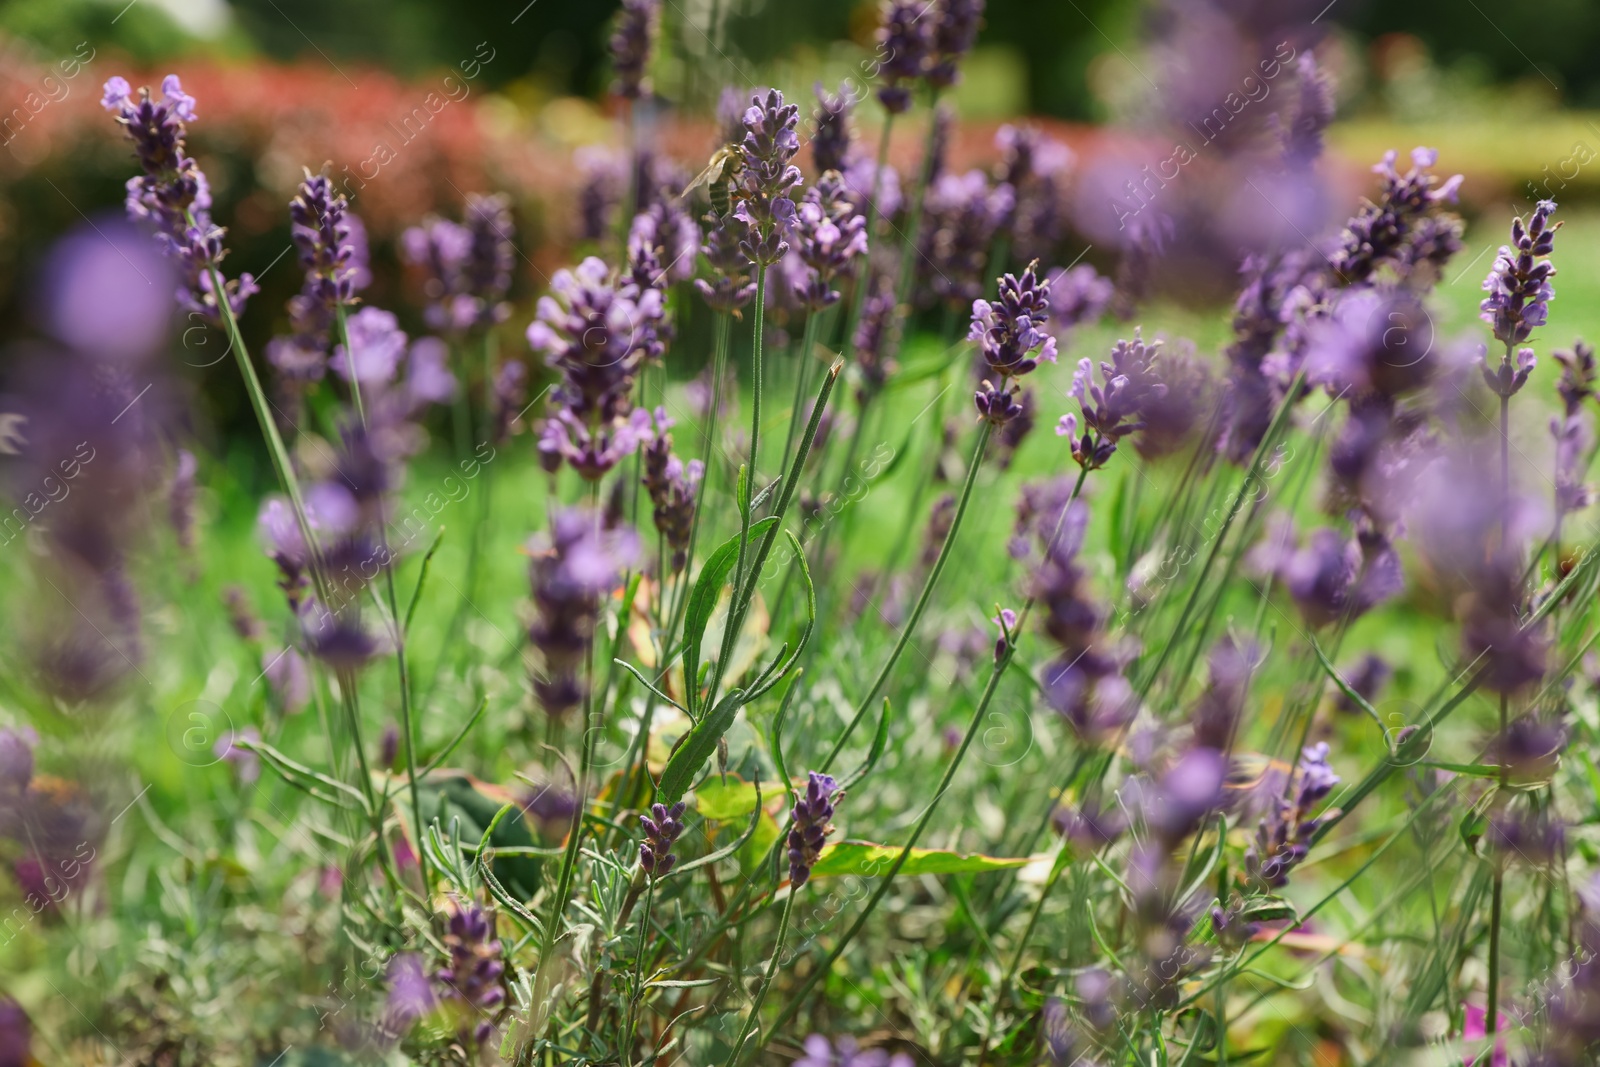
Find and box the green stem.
[778,312,821,489]
[820,420,993,770]
[622,875,658,1067]
[757,586,1016,1048]
[725,891,796,1067]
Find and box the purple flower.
[609,0,659,99]
[527,257,658,479]
[640,409,703,572]
[376,953,435,1045]
[102,74,256,325]
[792,172,869,311]
[970,260,1057,425]
[0,727,38,795]
[639,800,687,875]
[1018,491,1133,744]
[1329,147,1464,287]
[794,1034,912,1067]
[874,0,933,114]
[1481,199,1559,352]
[919,170,1013,308]
[1304,287,1439,400]
[402,193,516,334]
[289,169,361,308]
[1046,263,1113,336]
[332,307,407,386]
[1216,248,1320,465]
[926,0,985,89]
[1057,330,1167,471]
[841,154,903,220]
[1332,653,1390,715]
[1189,637,1256,752]
[853,276,899,404]
[1249,517,1403,629]
[573,145,627,243]
[733,89,803,265]
[264,645,311,714]
[435,900,506,1046]
[696,208,758,313]
[1132,339,1212,461]
[811,82,854,174]
[1280,54,1335,171]
[39,218,175,362]
[788,771,841,888]
[991,606,1017,662]
[1244,742,1339,889]
[527,509,640,717]
[405,337,459,407]
[1554,338,1595,415]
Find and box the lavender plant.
[10,22,1600,1067]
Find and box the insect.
[681,144,744,218]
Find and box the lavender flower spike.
[641,408,704,571]
[812,82,854,175]
[927,0,985,89]
[102,75,257,324]
[609,0,659,99]
[792,172,869,311]
[734,89,803,265]
[1481,199,1559,356]
[788,771,842,888]
[1245,742,1339,889]
[1057,329,1166,471]
[435,900,506,1046]
[875,0,933,114]
[970,260,1056,425]
[526,509,639,717]
[639,800,687,875]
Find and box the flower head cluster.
[926,0,985,89]
[792,171,869,311]
[527,257,660,479]
[640,409,704,572]
[1244,742,1339,889]
[994,124,1073,263]
[1015,490,1134,743]
[1249,515,1403,629]
[639,800,687,875]
[264,171,371,400]
[970,261,1056,425]
[697,208,758,313]
[1329,147,1464,287]
[0,727,102,911]
[733,89,803,264]
[101,75,257,325]
[1481,199,1559,355]
[401,193,516,335]
[919,170,1013,308]
[788,771,841,888]
[435,900,506,1047]
[874,0,934,113]
[812,82,854,174]
[1280,53,1336,171]
[609,0,659,99]
[526,508,639,718]
[853,276,899,404]
[1217,248,1320,465]
[1411,446,1548,695]
[1058,330,1167,471]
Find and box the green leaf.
[740,809,781,876]
[683,517,778,716]
[657,688,746,805]
[807,841,1034,879]
[694,776,765,820]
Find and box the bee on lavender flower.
[682,144,745,219]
